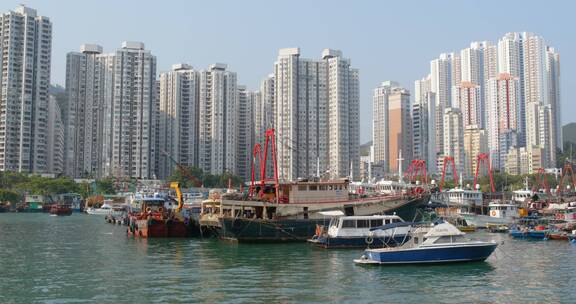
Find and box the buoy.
[365,236,373,244]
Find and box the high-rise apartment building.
[443,108,464,176]
[236,86,257,180]
[463,126,487,178]
[274,48,359,181]
[486,73,520,170]
[417,32,561,176]
[47,95,64,175]
[157,64,199,179]
[65,44,106,178]
[373,81,412,174]
[198,64,237,176]
[0,6,52,173]
[453,81,482,128]
[103,42,157,179]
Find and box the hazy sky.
[2,0,573,143]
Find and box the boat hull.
[358,243,497,264]
[128,218,192,238]
[509,229,550,240]
[461,214,514,228]
[218,195,429,242]
[308,235,409,249]
[220,218,330,242]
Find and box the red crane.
[532,167,550,195]
[440,156,458,192]
[473,153,495,193]
[558,162,576,195]
[249,129,280,202]
[404,159,427,185]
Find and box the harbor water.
[1,214,575,303]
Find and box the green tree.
[0,189,21,204]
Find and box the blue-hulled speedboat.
[308,214,413,248]
[354,222,497,265]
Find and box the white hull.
[461,214,515,228]
[86,209,124,217]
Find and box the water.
[1,214,575,304]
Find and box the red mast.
[473,153,495,193]
[404,159,427,185]
[249,129,280,202]
[558,162,575,195]
[532,167,550,195]
[440,156,458,192]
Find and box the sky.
[2,0,574,144]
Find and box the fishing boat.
[354,221,498,265]
[86,201,115,215]
[49,204,72,216]
[486,224,509,233]
[128,198,189,238]
[216,179,429,242]
[213,128,430,242]
[307,212,411,248]
[461,201,521,228]
[127,183,201,238]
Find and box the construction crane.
[161,150,203,188]
[170,182,183,212]
[440,156,458,192]
[473,153,495,193]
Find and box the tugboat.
[127,182,198,238]
[308,213,413,248]
[354,221,498,265]
[49,204,73,216]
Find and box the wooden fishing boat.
[49,204,73,216]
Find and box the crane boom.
[162,150,202,187]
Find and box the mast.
[397,149,404,183]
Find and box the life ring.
[491,210,496,216]
[365,236,373,244]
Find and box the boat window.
[342,220,356,228]
[309,185,317,191]
[370,219,383,227]
[434,236,452,244]
[357,220,369,228]
[298,185,307,191]
[319,185,327,191]
[328,185,333,190]
[452,236,467,242]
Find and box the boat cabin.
[138,198,167,214]
[512,190,533,204]
[488,202,520,219]
[327,215,405,237]
[279,179,350,204]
